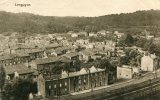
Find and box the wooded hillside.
[0,10,160,34]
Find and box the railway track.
[70,78,160,100]
[95,78,160,100]
[54,72,160,100]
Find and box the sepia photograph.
[0,0,160,100]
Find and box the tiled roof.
[0,54,13,60]
[45,43,60,49]
[44,74,61,80]
[80,49,96,56]
[33,56,71,65]
[68,66,105,77]
[0,53,29,61]
[5,64,34,75]
[43,66,105,80]
[64,52,79,58]
[15,48,44,54]
[33,57,59,65]
[27,49,44,53]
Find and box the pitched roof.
[15,48,44,54]
[0,53,29,61]
[0,54,13,60]
[64,52,79,58]
[45,43,60,49]
[5,64,34,75]
[33,56,71,65]
[90,66,98,73]
[68,66,105,77]
[27,48,44,53]
[44,74,61,80]
[33,57,59,65]
[80,49,96,56]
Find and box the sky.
[0,0,160,17]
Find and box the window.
[6,75,10,80]
[60,83,62,87]
[54,84,56,88]
[65,82,67,86]
[79,86,81,91]
[49,85,51,89]
[54,91,57,95]
[84,79,86,83]
[79,80,81,84]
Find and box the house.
[61,40,70,46]
[146,35,154,40]
[141,54,159,71]
[76,39,89,45]
[0,53,30,67]
[85,44,94,49]
[117,65,133,79]
[5,64,35,80]
[89,32,97,37]
[79,49,96,61]
[114,31,124,38]
[51,50,64,57]
[56,36,65,41]
[17,35,26,45]
[64,52,79,60]
[50,46,71,57]
[67,31,74,35]
[27,49,45,60]
[97,30,107,36]
[30,56,71,75]
[71,33,78,38]
[104,40,116,47]
[37,66,108,97]
[45,43,61,50]
[44,44,62,57]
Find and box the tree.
[118,34,134,47]
[119,56,129,65]
[98,59,115,72]
[4,78,37,100]
[148,43,160,56]
[125,34,134,46]
[3,82,12,100]
[134,37,147,47]
[143,39,153,51]
[0,66,6,94]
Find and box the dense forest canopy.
[0,10,160,34]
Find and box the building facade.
[141,54,159,71]
[37,66,108,97]
[117,65,133,79]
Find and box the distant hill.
[0,10,160,34]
